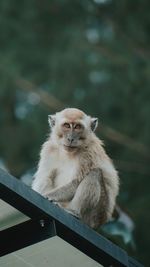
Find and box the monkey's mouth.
[64,145,78,151]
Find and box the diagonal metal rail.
[0,168,144,267]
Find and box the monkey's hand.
[43,193,60,203]
[44,179,79,202]
[44,195,54,201]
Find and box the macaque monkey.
[32,108,119,229]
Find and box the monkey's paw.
[47,197,55,202]
[43,194,55,202]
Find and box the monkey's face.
[59,121,86,151]
[48,108,98,152]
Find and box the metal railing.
[0,168,144,267]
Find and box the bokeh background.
[0,0,149,265]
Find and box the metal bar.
[128,256,144,267]
[0,219,56,257]
[0,169,48,220]
[55,220,127,267]
[0,168,144,267]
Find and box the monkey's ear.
[48,115,56,128]
[91,118,98,132]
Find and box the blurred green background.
[0,0,149,265]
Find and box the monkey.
[32,108,119,229]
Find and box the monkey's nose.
[67,137,74,143]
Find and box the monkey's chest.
[54,162,77,188]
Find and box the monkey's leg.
[65,168,102,219]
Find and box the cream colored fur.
[32,108,119,229]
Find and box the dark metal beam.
[55,220,128,267]
[0,219,56,257]
[128,257,144,267]
[0,169,49,220]
[0,168,144,267]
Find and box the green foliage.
[0,0,149,264]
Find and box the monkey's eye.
[63,123,70,129]
[74,124,81,130]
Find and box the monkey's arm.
[45,179,79,202]
[32,142,55,194]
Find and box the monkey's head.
[48,108,98,152]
